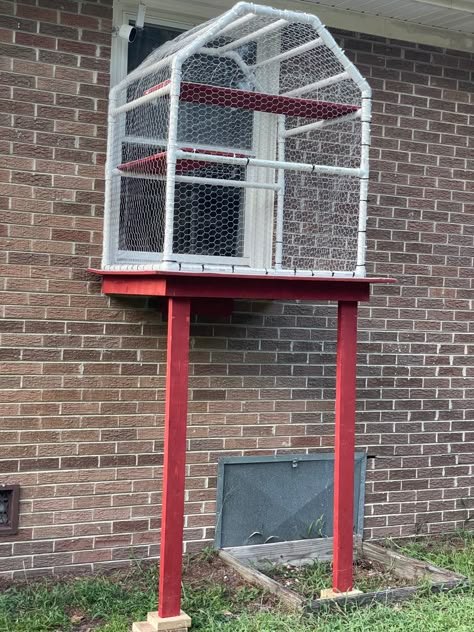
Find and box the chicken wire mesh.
[103,2,371,276]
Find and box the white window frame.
[110,0,276,271]
[111,2,195,88]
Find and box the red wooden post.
[158,297,191,618]
[333,300,358,592]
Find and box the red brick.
[15,31,56,50]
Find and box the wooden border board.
[219,537,468,613]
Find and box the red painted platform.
[144,80,359,120]
[89,269,395,303]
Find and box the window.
[120,24,252,260]
[109,5,276,270]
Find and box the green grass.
[395,531,474,579]
[0,532,473,632]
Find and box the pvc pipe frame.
[112,169,281,191]
[105,1,371,279]
[356,94,371,277]
[108,2,322,98]
[212,18,288,53]
[177,174,281,190]
[175,150,364,178]
[251,37,324,68]
[160,7,259,267]
[275,115,285,268]
[283,71,350,97]
[111,82,171,115]
[102,90,118,267]
[162,64,181,263]
[283,109,361,138]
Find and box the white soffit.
[298,0,474,51]
[130,1,474,52]
[304,0,474,34]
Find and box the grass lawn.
[0,531,472,632]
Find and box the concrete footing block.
[132,610,191,632]
[320,588,364,599]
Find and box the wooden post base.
[132,610,191,632]
[320,588,363,600]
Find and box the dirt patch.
[0,554,265,598]
[183,553,245,588]
[182,552,279,611]
[350,558,411,590]
[65,609,99,632]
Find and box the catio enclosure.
[103,2,371,277]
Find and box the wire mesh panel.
[103,2,371,277]
[215,454,367,548]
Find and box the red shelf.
[117,151,168,175]
[90,269,396,302]
[117,147,247,175]
[145,80,358,120]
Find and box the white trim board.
[112,0,473,55]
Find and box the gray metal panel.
[215,452,367,549]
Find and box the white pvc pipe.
[355,92,372,276]
[284,109,361,138]
[109,4,333,98]
[275,115,285,269]
[251,37,323,68]
[175,150,363,177]
[113,169,281,191]
[175,174,281,191]
[161,65,181,263]
[111,82,170,116]
[111,56,171,97]
[212,12,256,37]
[121,138,255,158]
[233,2,320,28]
[213,18,288,53]
[283,71,350,97]
[160,7,254,265]
[122,134,167,146]
[314,25,370,94]
[112,169,165,180]
[102,90,118,267]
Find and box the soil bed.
[183,552,278,611]
[263,557,412,599]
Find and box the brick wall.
[0,0,473,577]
